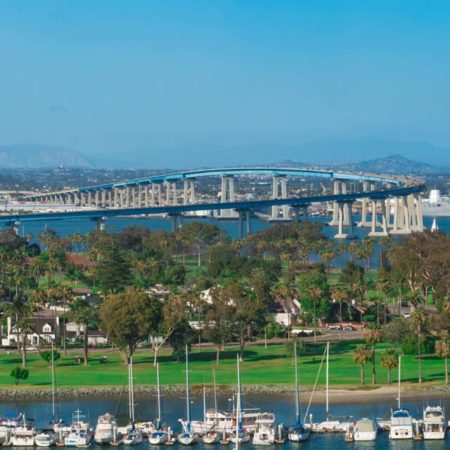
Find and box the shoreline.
[1,385,449,403]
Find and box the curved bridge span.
[17,166,424,238]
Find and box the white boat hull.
[177,432,197,445]
[35,432,57,447]
[389,426,413,440]
[123,431,143,445]
[149,431,168,445]
[423,431,446,440]
[288,431,310,442]
[354,431,377,441]
[11,437,35,446]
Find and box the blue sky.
[1,1,450,165]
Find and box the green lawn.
[0,342,447,389]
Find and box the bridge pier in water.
[271,175,289,220]
[334,201,354,239]
[237,209,251,239]
[220,175,238,218]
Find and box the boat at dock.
[288,341,310,442]
[252,413,276,446]
[345,418,377,442]
[389,356,413,440]
[10,415,36,447]
[94,413,118,445]
[177,346,198,445]
[423,406,447,440]
[122,357,143,445]
[64,410,94,447]
[35,430,57,447]
[149,363,169,445]
[230,356,251,445]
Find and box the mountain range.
[0,139,448,174]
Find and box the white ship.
[94,413,118,444]
[252,413,276,446]
[422,190,450,216]
[423,406,447,440]
[349,418,377,442]
[64,410,94,447]
[11,415,36,447]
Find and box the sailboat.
[230,355,250,445]
[313,342,347,432]
[202,372,221,444]
[36,343,58,447]
[149,363,169,445]
[123,356,144,445]
[177,346,198,445]
[389,355,413,440]
[288,341,310,442]
[431,218,439,232]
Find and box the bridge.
[10,166,425,239]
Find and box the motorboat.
[35,430,57,447]
[136,421,154,437]
[353,418,377,441]
[0,413,23,445]
[94,413,118,444]
[389,356,413,440]
[423,406,446,440]
[252,413,276,445]
[389,409,413,440]
[11,415,36,446]
[64,410,94,447]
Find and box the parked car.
[328,325,341,331]
[342,325,355,331]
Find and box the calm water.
[14,215,450,241]
[3,393,450,449]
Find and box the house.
[65,323,108,346]
[270,298,301,327]
[1,310,60,347]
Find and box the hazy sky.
[1,1,450,162]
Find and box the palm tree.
[307,286,324,344]
[412,308,427,384]
[364,325,382,384]
[353,346,371,385]
[68,298,98,366]
[380,348,398,384]
[435,332,450,385]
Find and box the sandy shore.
[1,384,449,403]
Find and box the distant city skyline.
[1,1,450,166]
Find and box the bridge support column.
[415,195,424,231]
[341,182,351,225]
[170,214,182,232]
[183,180,196,205]
[219,176,238,218]
[335,202,354,239]
[330,179,341,226]
[101,190,107,207]
[368,200,389,237]
[357,182,374,227]
[92,217,106,232]
[271,176,289,220]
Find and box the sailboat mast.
[185,345,191,424]
[235,355,240,450]
[156,362,162,424]
[325,342,329,418]
[130,356,135,423]
[203,386,207,422]
[398,354,401,409]
[294,341,300,424]
[213,369,218,425]
[51,341,56,419]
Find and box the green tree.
[203,286,236,364]
[10,367,29,385]
[40,349,61,365]
[69,298,99,366]
[100,288,162,362]
[380,348,398,385]
[353,346,371,385]
[364,325,382,384]
[412,308,427,384]
[93,245,132,293]
[435,333,450,385]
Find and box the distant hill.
[0,144,93,168]
[338,154,445,175]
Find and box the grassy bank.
[0,342,447,389]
